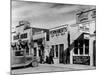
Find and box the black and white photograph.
[11,0,96,74]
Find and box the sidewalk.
[39,63,96,70]
[11,63,96,74]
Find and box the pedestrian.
[40,55,43,64]
[49,49,54,64]
[63,50,67,64]
[44,56,48,64]
[50,55,54,64]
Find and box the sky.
[12,0,95,30]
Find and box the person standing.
[45,56,49,64]
[49,48,54,64]
[63,50,67,64]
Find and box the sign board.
[18,20,30,30]
[13,34,19,40]
[77,11,89,23]
[84,34,90,39]
[73,56,90,65]
[79,23,90,33]
[19,20,30,26]
[76,9,96,24]
[76,10,89,23]
[50,27,67,37]
[13,33,28,40]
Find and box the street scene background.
[11,0,96,74]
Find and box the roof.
[49,24,68,31]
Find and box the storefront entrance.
[59,44,64,63]
[33,38,45,63]
[34,47,37,56]
[73,34,90,65]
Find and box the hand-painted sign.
[79,22,90,33]
[50,27,67,37]
[73,56,90,65]
[77,11,89,23]
[13,33,27,40]
[76,9,96,23]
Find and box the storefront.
[11,21,33,65]
[32,32,46,63]
[49,25,69,64]
[11,21,50,64]
[30,28,49,63]
[70,8,96,66]
[72,33,90,65]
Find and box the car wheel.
[31,61,38,67]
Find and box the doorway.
[59,44,64,63]
[34,47,37,56]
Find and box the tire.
[31,61,38,67]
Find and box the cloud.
[12,0,95,29]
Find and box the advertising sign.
[73,56,90,65]
[19,20,30,26]
[84,34,90,39]
[18,20,30,30]
[77,11,89,23]
[91,10,96,19]
[76,9,96,24]
[50,27,67,37]
[13,33,27,40]
[79,23,90,33]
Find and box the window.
[55,45,58,58]
[74,40,84,55]
[79,48,83,55]
[51,45,54,57]
[85,39,89,54]
[15,51,24,56]
[74,39,89,55]
[74,48,78,54]
[74,40,78,54]
[79,40,83,55]
[74,40,78,47]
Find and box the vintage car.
[11,49,38,69]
